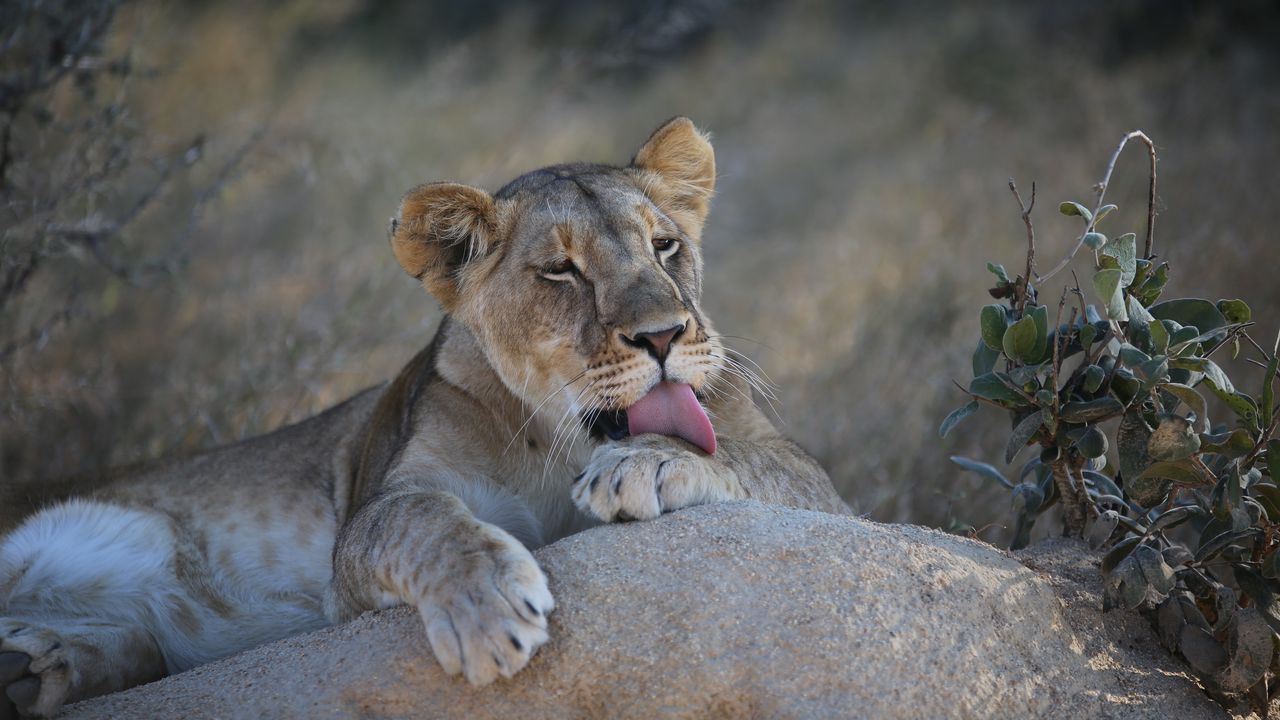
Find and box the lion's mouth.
[583,382,717,454]
[587,408,631,442]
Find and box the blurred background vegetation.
[2,0,1277,542]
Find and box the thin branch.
[1050,286,1067,398]
[174,129,263,249]
[1040,130,1158,283]
[1069,269,1089,322]
[39,131,257,288]
[1008,178,1036,315]
[1241,331,1272,364]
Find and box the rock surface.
[67,501,1230,719]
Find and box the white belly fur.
[0,499,330,672]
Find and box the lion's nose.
[624,323,686,362]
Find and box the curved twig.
[1040,130,1157,283]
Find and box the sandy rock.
[67,501,1226,719]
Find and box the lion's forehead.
[504,191,664,269]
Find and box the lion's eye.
[652,237,680,258]
[541,257,577,279]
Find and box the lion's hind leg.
[0,617,163,718]
[0,500,176,717]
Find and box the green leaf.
[987,262,1010,284]
[1169,325,1249,356]
[1180,626,1229,676]
[1149,316,1170,354]
[1204,386,1259,433]
[1135,355,1169,390]
[1269,440,1280,482]
[1083,232,1106,250]
[1137,460,1205,486]
[980,305,1008,351]
[1254,482,1280,521]
[1009,483,1045,551]
[939,400,979,439]
[1074,425,1109,459]
[1132,259,1153,289]
[1135,262,1169,306]
[1147,414,1201,462]
[1082,364,1106,394]
[1197,528,1262,563]
[1002,315,1039,363]
[1008,364,1041,387]
[1150,299,1228,341]
[1095,204,1118,223]
[1126,296,1154,350]
[1028,305,1049,363]
[1106,555,1154,611]
[1006,412,1044,464]
[1171,357,1236,395]
[1011,482,1044,515]
[1234,567,1280,635]
[1060,396,1125,423]
[969,373,1027,407]
[1220,607,1273,693]
[1201,358,1236,396]
[1102,233,1138,287]
[1159,383,1209,432]
[1118,344,1151,367]
[1079,322,1097,350]
[950,456,1013,489]
[1170,325,1204,348]
[1092,269,1128,322]
[972,338,999,377]
[1149,505,1198,534]
[1059,201,1093,223]
[1216,298,1252,324]
[1082,469,1124,499]
[1111,370,1142,405]
[1156,597,1188,652]
[1102,535,1142,574]
[1134,544,1176,598]
[1213,585,1239,633]
[1201,429,1255,459]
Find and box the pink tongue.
[626,382,717,455]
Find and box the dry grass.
[3,0,1278,544]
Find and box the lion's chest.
[499,429,598,546]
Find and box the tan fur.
[0,117,846,716]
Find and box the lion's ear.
[390,182,497,310]
[631,117,716,241]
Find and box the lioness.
[0,117,847,717]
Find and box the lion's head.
[389,117,726,454]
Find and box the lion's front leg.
[325,489,554,686]
[572,432,850,522]
[571,435,745,522]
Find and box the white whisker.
[503,368,590,457]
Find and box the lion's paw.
[1,619,73,719]
[572,435,726,522]
[416,526,555,686]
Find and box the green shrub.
[943,132,1280,712]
